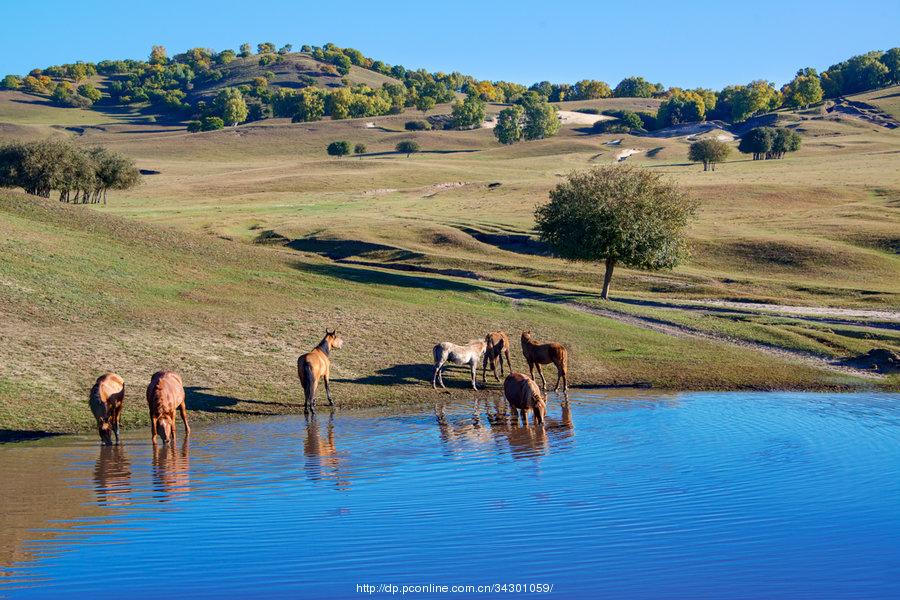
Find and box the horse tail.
[432,343,445,364]
[89,381,107,420]
[300,358,318,403]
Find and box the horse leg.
[179,402,191,436]
[536,364,548,390]
[520,408,528,424]
[470,361,478,390]
[324,373,334,407]
[433,359,444,389]
[504,349,512,375]
[492,356,500,381]
[150,417,158,445]
[528,360,535,380]
[481,354,488,383]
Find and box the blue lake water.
[1,391,899,599]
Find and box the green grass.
[849,85,900,120]
[0,192,866,436]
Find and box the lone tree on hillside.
[326,140,351,157]
[354,143,367,156]
[535,165,698,300]
[688,139,732,171]
[396,140,420,157]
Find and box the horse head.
[325,328,344,349]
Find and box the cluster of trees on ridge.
[0,139,139,203]
[686,126,802,171]
[2,43,897,133]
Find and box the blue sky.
[1,0,897,89]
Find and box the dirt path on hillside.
[828,98,899,129]
[496,288,885,380]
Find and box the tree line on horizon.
[1,43,897,134]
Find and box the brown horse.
[146,371,190,445]
[298,329,344,412]
[503,372,546,425]
[521,331,569,391]
[482,331,513,383]
[89,373,125,445]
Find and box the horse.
[298,329,344,412]
[481,331,513,383]
[503,372,546,425]
[146,371,190,445]
[520,331,569,391]
[432,339,487,390]
[89,373,125,445]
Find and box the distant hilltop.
[1,42,898,131]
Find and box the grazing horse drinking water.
[89,373,125,445]
[521,331,569,391]
[503,372,546,425]
[482,331,513,383]
[432,339,487,390]
[298,329,344,412]
[146,371,190,445]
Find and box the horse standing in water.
[432,339,487,390]
[503,372,546,425]
[298,329,344,413]
[89,373,125,445]
[482,331,513,383]
[146,371,190,445]
[521,331,569,391]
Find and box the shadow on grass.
[359,149,480,158]
[185,387,299,416]
[296,262,484,293]
[0,429,63,443]
[336,363,432,387]
[287,237,422,261]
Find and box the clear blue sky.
[1,0,897,89]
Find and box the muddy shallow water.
[1,391,899,599]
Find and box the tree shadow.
[294,262,483,293]
[457,226,548,256]
[184,387,296,416]
[0,429,63,443]
[287,237,420,261]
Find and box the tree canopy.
[450,94,485,129]
[494,105,524,144]
[737,127,801,160]
[688,139,732,171]
[0,139,139,203]
[535,165,698,299]
[326,141,351,157]
[396,140,420,157]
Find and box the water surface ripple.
[1,391,898,598]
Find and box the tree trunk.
[601,257,615,300]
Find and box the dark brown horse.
[89,373,125,445]
[482,331,513,383]
[146,371,190,445]
[503,372,546,425]
[298,329,344,412]
[521,331,569,391]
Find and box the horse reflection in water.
[434,401,496,457]
[152,438,191,502]
[304,411,350,490]
[484,395,575,459]
[433,396,574,459]
[93,444,132,508]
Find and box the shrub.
[327,140,351,157]
[200,116,225,131]
[405,120,431,131]
[354,143,367,155]
[187,120,202,133]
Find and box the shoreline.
[2,380,892,444]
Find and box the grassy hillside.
[0,191,869,436]
[847,85,900,121]
[1,78,898,436]
[192,52,401,100]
